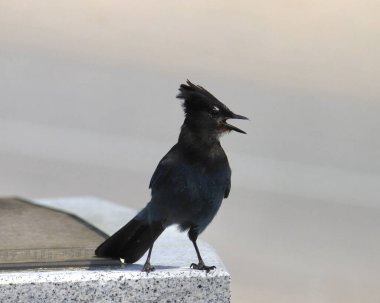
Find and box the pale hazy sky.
[0,0,379,100]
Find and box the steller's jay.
[95,80,248,272]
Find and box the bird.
[95,80,248,272]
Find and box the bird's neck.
[178,124,224,160]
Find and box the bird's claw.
[142,261,155,273]
[190,262,216,272]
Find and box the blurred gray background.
[1,1,379,302]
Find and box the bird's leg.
[142,243,155,273]
[188,229,216,272]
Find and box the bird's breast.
[165,163,228,223]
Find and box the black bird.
[95,80,248,272]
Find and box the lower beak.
[223,113,249,134]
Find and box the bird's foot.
[142,261,155,273]
[190,261,216,272]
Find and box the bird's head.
[177,80,248,135]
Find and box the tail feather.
[95,218,165,263]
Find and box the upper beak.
[224,113,249,134]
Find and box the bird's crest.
[176,80,230,114]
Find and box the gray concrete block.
[0,197,230,302]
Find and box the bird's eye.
[211,106,220,115]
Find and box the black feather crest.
[176,80,230,114]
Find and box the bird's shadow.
[87,260,177,272]
[122,263,178,271]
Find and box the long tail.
[95,210,165,263]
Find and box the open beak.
[223,113,249,134]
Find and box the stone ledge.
[1,268,229,302]
[0,197,230,302]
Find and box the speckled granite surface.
[0,268,230,302]
[0,197,230,302]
